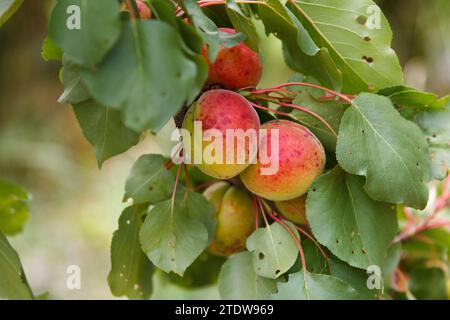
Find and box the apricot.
[275,195,308,225]
[203,28,263,90]
[182,89,260,180]
[240,120,325,201]
[203,182,254,257]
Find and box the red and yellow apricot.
[240,120,325,201]
[203,28,263,90]
[182,89,260,180]
[203,182,254,257]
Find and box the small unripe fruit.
[203,28,263,90]
[203,182,254,257]
[182,89,260,180]
[240,120,325,201]
[275,195,308,225]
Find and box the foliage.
[0,0,448,300]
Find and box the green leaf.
[306,166,398,269]
[0,0,23,27]
[378,86,449,109]
[287,0,403,93]
[49,0,121,67]
[81,21,203,132]
[166,252,225,288]
[0,181,31,236]
[108,206,154,300]
[409,267,448,300]
[177,0,246,60]
[414,104,450,180]
[41,36,63,62]
[0,231,33,299]
[329,258,380,299]
[124,154,174,205]
[140,193,215,276]
[336,93,430,209]
[259,0,342,91]
[73,100,140,168]
[290,90,346,152]
[271,270,360,300]
[218,251,277,299]
[59,55,90,104]
[246,221,299,279]
[225,0,260,51]
[185,192,216,244]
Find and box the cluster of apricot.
[181,28,326,257]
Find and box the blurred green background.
[0,0,449,299]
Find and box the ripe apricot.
[240,120,325,201]
[203,28,263,89]
[182,89,260,180]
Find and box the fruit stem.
[252,82,354,105]
[276,102,338,137]
[250,102,295,119]
[253,196,260,230]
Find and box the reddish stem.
[277,214,329,262]
[252,82,353,104]
[253,196,260,230]
[250,102,295,118]
[277,102,338,137]
[193,181,216,192]
[257,198,308,274]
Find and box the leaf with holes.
[73,100,140,168]
[336,93,430,209]
[49,0,121,67]
[246,221,299,279]
[0,231,33,299]
[218,251,277,299]
[306,166,398,269]
[124,154,174,205]
[271,270,360,300]
[108,206,154,300]
[0,181,30,236]
[259,0,342,90]
[286,0,403,93]
[139,193,214,276]
[81,20,205,132]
